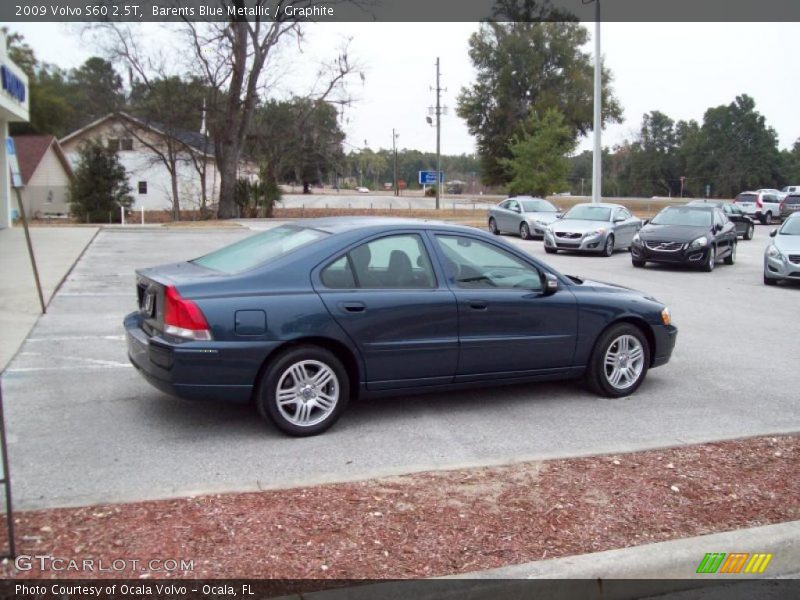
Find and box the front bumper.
[544,231,608,252]
[764,254,800,282]
[631,242,710,265]
[651,323,678,369]
[125,311,272,403]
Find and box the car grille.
[788,254,800,265]
[555,232,582,239]
[644,241,684,252]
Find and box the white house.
[12,135,73,218]
[60,112,258,213]
[0,32,30,229]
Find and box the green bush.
[69,140,132,222]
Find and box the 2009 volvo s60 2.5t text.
[125,218,677,436]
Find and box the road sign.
[418,170,444,185]
[6,138,23,188]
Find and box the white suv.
[734,191,782,224]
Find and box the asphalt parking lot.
[3,223,799,509]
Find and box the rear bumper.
[125,312,275,403]
[651,323,678,369]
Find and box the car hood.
[549,219,610,233]
[571,277,661,303]
[774,234,800,253]
[638,224,708,242]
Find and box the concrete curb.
[290,521,800,600]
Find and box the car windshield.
[564,205,611,221]
[779,218,800,235]
[192,225,329,274]
[651,207,712,227]
[520,199,557,213]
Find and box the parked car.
[779,194,800,220]
[687,200,755,240]
[125,218,677,436]
[488,196,562,240]
[734,191,782,224]
[544,203,642,256]
[356,186,370,193]
[630,205,737,271]
[764,213,800,286]
[780,185,800,196]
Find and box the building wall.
[61,119,220,212]
[19,145,71,217]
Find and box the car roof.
[297,216,479,235]
[506,195,548,201]
[688,200,725,206]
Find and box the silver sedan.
[764,213,800,285]
[488,197,562,240]
[544,203,642,256]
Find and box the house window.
[107,138,120,152]
[138,181,148,194]
[120,138,134,151]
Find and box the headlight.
[689,236,708,249]
[661,307,671,326]
[632,233,641,244]
[592,227,608,236]
[766,245,783,259]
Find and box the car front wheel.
[701,246,716,272]
[603,235,615,257]
[764,274,778,286]
[586,323,650,398]
[724,241,736,265]
[257,345,349,436]
[488,218,499,235]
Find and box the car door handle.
[467,300,488,310]
[339,301,366,314]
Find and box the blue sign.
[1,65,26,104]
[6,137,23,188]
[418,170,444,185]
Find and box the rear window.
[192,225,328,274]
[736,193,757,202]
[784,195,800,205]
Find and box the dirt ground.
[1,434,796,580]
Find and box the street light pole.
[392,128,399,197]
[435,57,442,210]
[591,0,602,203]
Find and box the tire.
[602,235,615,257]
[724,241,736,265]
[488,217,499,235]
[632,259,646,268]
[763,212,773,225]
[545,246,557,254]
[520,222,531,240]
[586,323,651,398]
[257,345,349,437]
[764,274,778,286]
[744,224,754,240]
[701,246,716,272]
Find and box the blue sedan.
[125,218,677,436]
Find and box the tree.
[69,140,132,222]
[500,109,576,196]
[626,111,680,197]
[457,4,622,186]
[68,57,125,125]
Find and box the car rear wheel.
[545,246,557,254]
[603,235,615,257]
[724,241,737,265]
[701,246,716,272]
[762,212,773,225]
[257,345,349,437]
[586,323,650,398]
[488,218,499,235]
[520,222,531,240]
[745,224,754,240]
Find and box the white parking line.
[26,335,126,342]
[5,364,133,373]
[58,292,131,297]
[17,353,131,368]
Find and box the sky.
[7,21,800,156]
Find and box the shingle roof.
[12,135,73,184]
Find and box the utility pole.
[435,57,442,210]
[392,128,399,197]
[590,0,602,203]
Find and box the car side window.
[616,208,631,221]
[436,235,542,291]
[322,234,436,290]
[507,200,520,212]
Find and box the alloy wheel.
[603,334,645,391]
[275,360,339,427]
[520,223,530,240]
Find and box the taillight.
[756,195,763,208]
[780,201,785,212]
[163,285,212,340]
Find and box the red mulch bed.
[1,435,797,579]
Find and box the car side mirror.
[642,219,650,226]
[556,214,564,219]
[542,272,558,295]
[614,216,625,223]
[770,229,778,237]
